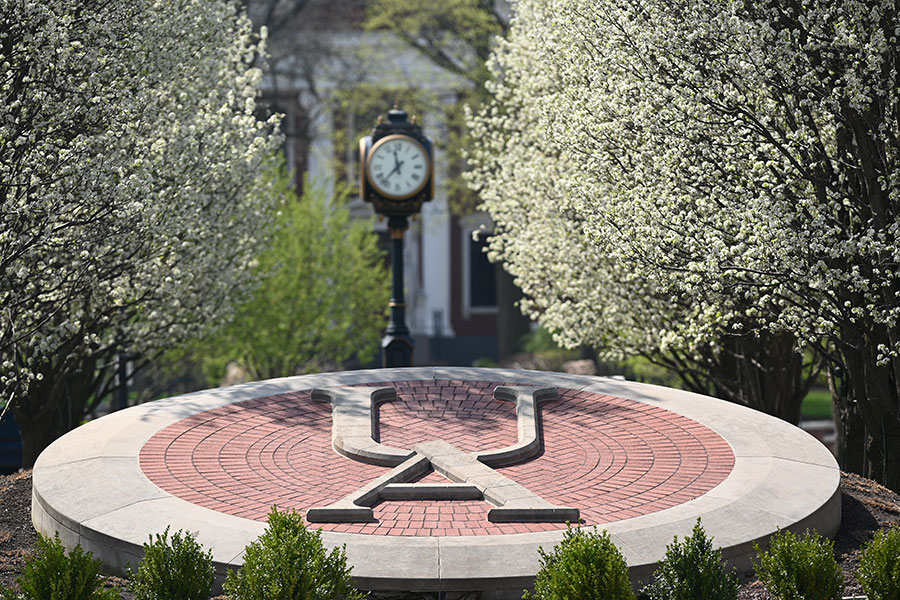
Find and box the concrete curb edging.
[312,386,415,467]
[413,439,580,523]
[474,386,555,468]
[306,454,432,523]
[32,367,841,598]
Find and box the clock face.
[365,134,431,199]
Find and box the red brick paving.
[139,381,734,536]
[371,380,519,453]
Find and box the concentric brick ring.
[138,383,734,535]
[32,368,840,597]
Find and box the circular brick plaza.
[139,382,734,535]
[32,368,840,597]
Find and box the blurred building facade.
[248,0,527,366]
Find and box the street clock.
[359,108,434,216]
[357,107,436,368]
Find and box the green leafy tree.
[525,527,635,600]
[364,0,507,215]
[642,520,739,600]
[189,174,389,382]
[754,529,843,600]
[224,506,364,600]
[365,0,505,86]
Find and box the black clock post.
[359,108,434,367]
[383,214,413,368]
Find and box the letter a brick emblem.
[306,386,579,524]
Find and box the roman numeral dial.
[365,134,432,200]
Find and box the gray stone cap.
[474,386,556,468]
[311,386,414,467]
[306,454,431,523]
[414,439,579,523]
[31,367,841,591]
[380,483,483,501]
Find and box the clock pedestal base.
[382,334,413,368]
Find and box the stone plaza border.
[32,367,840,598]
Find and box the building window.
[465,231,497,316]
[470,234,496,308]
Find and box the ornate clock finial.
[387,108,408,123]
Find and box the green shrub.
[524,526,635,600]
[753,529,842,600]
[857,525,900,600]
[642,519,739,600]
[7,533,118,600]
[224,506,364,600]
[127,527,214,600]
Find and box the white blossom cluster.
[469,0,900,375]
[1,0,282,398]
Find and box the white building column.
[299,87,335,198]
[417,103,455,338]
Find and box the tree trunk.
[734,331,808,425]
[836,325,900,493]
[12,354,102,468]
[859,368,900,492]
[680,330,811,425]
[15,409,72,468]
[829,364,866,476]
[834,106,900,491]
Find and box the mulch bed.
[738,472,900,600]
[2,470,898,599]
[0,471,35,594]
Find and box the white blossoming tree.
[470,0,900,490]
[469,100,817,425]
[0,0,282,465]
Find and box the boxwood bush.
[642,519,739,600]
[3,533,118,600]
[857,525,900,600]
[127,527,214,600]
[224,506,363,600]
[525,526,635,600]
[753,529,842,600]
